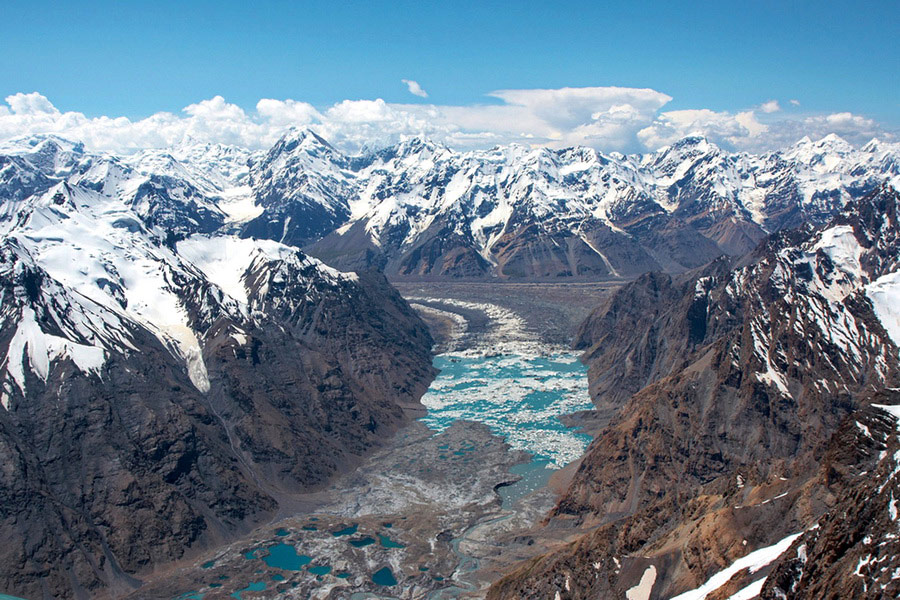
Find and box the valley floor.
[126,280,621,600]
[393,279,622,349]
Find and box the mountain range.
[6,129,898,281]
[1,129,899,599]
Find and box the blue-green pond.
[349,536,376,547]
[230,581,265,599]
[378,534,405,548]
[331,524,358,537]
[308,564,332,576]
[371,567,398,586]
[261,543,311,570]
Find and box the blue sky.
[0,0,897,153]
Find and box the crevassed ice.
[420,352,593,468]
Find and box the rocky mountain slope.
[0,137,435,599]
[487,184,900,599]
[760,396,900,599]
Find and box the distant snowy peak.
[262,127,345,168]
[0,136,244,237]
[1,133,253,190]
[305,132,897,277]
[171,139,255,183]
[786,132,856,162]
[239,129,357,246]
[0,134,86,163]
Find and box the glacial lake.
[420,352,593,504]
[166,350,595,600]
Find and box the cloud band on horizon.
[0,87,893,155]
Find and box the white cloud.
[406,86,673,151]
[7,92,59,115]
[0,89,893,156]
[760,100,781,113]
[790,99,801,106]
[401,79,428,98]
[638,108,770,150]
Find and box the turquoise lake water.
[331,524,358,537]
[371,567,398,586]
[308,564,332,576]
[378,534,405,548]
[230,581,265,599]
[349,536,376,547]
[261,543,311,570]
[420,353,593,469]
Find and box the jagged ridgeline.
[4,131,898,281]
[288,132,898,279]
[0,138,435,598]
[487,185,900,599]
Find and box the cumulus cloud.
[255,98,320,127]
[0,89,893,155]
[760,100,781,113]
[401,79,428,98]
[790,99,801,106]
[638,108,770,150]
[7,92,59,115]
[405,86,673,151]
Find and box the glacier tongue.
[161,323,209,393]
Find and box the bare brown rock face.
[761,392,900,600]
[489,186,900,599]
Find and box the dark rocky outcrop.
[760,393,900,599]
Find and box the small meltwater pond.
[420,352,593,503]
[204,522,409,600]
